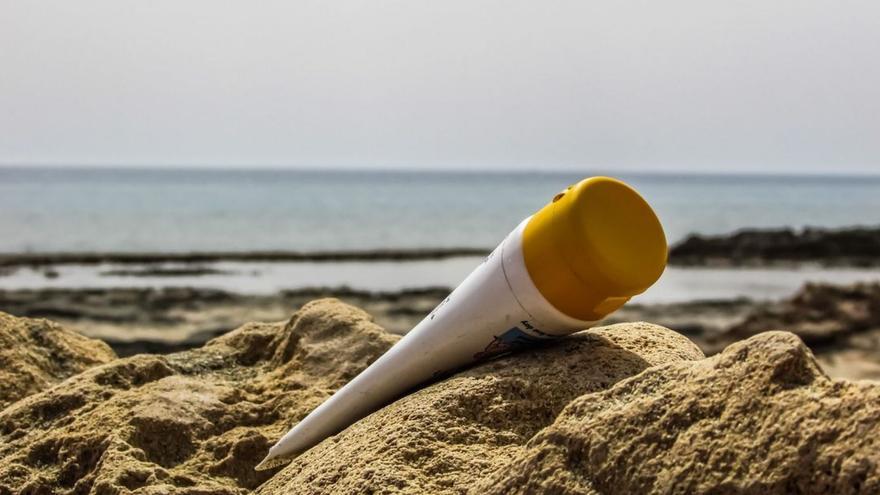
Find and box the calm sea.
[2,167,879,253]
[3,167,880,301]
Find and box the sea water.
[2,167,879,253]
[2,167,879,301]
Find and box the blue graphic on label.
[473,326,551,360]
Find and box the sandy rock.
[3,300,877,495]
[478,332,880,494]
[0,299,398,494]
[0,311,116,410]
[256,322,704,494]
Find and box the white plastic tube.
[257,219,590,469]
[257,176,667,469]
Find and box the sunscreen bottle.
[258,176,667,469]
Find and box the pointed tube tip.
[255,452,291,471]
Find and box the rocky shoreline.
[670,225,880,267]
[1,300,877,494]
[0,287,448,356]
[3,282,879,381]
[0,248,491,269]
[2,225,878,271]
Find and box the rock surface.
[256,322,703,494]
[1,300,878,494]
[476,332,879,495]
[0,300,398,494]
[0,311,116,410]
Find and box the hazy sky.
[1,1,878,173]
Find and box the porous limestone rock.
[256,322,703,494]
[477,332,879,495]
[0,300,397,494]
[0,311,116,410]
[2,301,877,495]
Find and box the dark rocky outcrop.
[670,225,880,266]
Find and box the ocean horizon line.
[2,164,879,181]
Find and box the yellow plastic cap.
[522,177,667,321]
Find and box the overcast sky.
[1,1,878,174]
